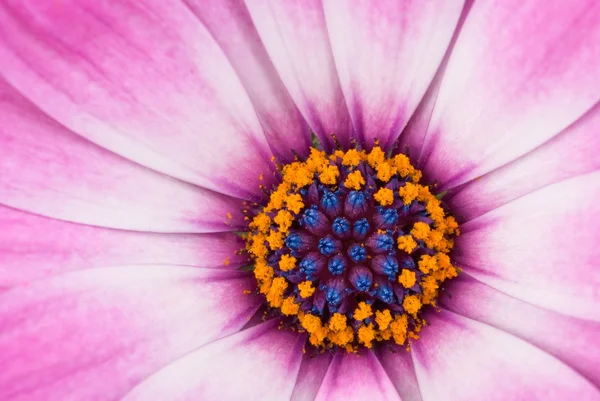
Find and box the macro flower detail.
[245,145,459,350]
[0,0,599,400]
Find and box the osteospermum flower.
[0,0,599,399]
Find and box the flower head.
[0,0,599,400]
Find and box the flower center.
[244,144,459,351]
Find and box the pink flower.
[0,0,599,400]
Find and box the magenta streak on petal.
[447,101,600,222]
[412,309,600,401]
[0,0,276,200]
[323,0,464,150]
[291,352,333,401]
[419,0,600,190]
[121,320,304,401]
[0,266,260,401]
[0,77,246,233]
[454,171,600,321]
[182,0,312,162]
[245,0,353,150]
[0,205,249,289]
[442,274,600,388]
[314,350,402,401]
[397,0,474,163]
[377,346,424,401]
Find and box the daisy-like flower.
[0,0,599,400]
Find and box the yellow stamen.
[411,222,431,241]
[279,254,297,272]
[403,295,422,315]
[353,301,373,321]
[374,187,394,206]
[298,280,315,298]
[344,170,365,190]
[281,297,299,315]
[398,269,417,288]
[274,209,294,233]
[397,235,417,253]
[341,149,363,167]
[399,182,419,205]
[375,309,393,331]
[319,164,340,185]
[358,324,376,348]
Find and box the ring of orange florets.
[243,145,459,352]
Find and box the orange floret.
[403,295,422,315]
[375,309,393,331]
[342,149,364,167]
[358,324,376,348]
[390,314,408,345]
[376,162,395,182]
[353,301,373,321]
[279,254,297,272]
[319,164,340,185]
[266,230,284,250]
[411,221,431,241]
[418,254,439,274]
[374,187,394,206]
[285,193,304,214]
[298,280,315,298]
[398,269,417,289]
[367,146,385,168]
[281,297,300,316]
[399,182,419,205]
[328,326,354,347]
[328,313,348,332]
[250,213,271,233]
[393,154,413,178]
[274,209,294,233]
[265,183,289,211]
[397,235,417,253]
[344,170,365,190]
[266,277,288,308]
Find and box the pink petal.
[378,348,423,401]
[183,0,311,161]
[314,350,402,401]
[122,320,304,401]
[448,102,600,221]
[441,275,600,387]
[0,0,275,199]
[412,309,600,401]
[291,353,332,401]
[323,0,464,148]
[420,0,600,189]
[245,0,352,149]
[0,79,244,232]
[455,172,600,321]
[0,266,260,401]
[0,205,248,289]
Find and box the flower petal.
[122,320,304,401]
[420,0,600,188]
[291,353,333,401]
[448,102,600,221]
[323,0,464,148]
[245,0,352,149]
[455,172,600,321]
[412,309,600,401]
[314,350,402,401]
[0,205,248,289]
[378,348,423,401]
[0,0,275,199]
[441,275,600,387]
[0,79,244,232]
[0,266,260,401]
[183,0,311,161]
